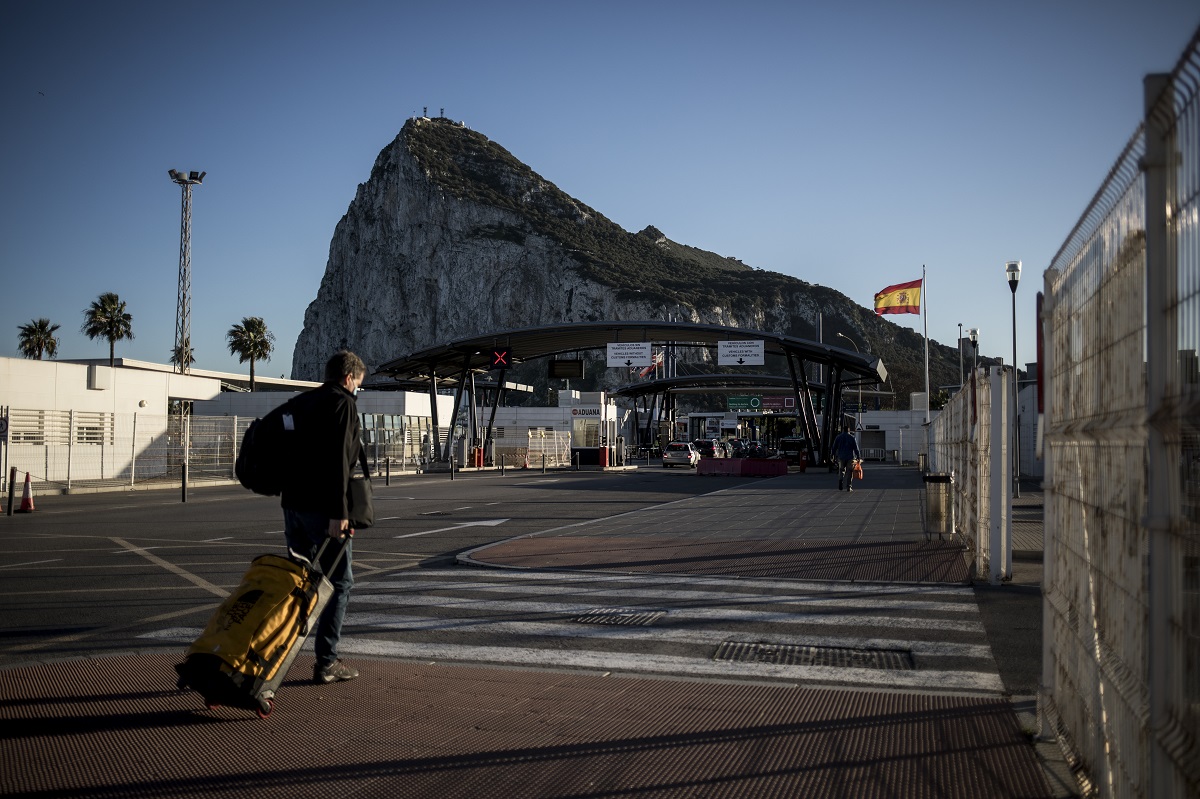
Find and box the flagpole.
[923,265,931,472]
[923,264,929,425]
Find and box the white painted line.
[344,612,995,660]
[395,519,509,539]
[10,602,220,654]
[348,640,1006,693]
[0,559,63,569]
[386,568,972,597]
[137,629,1002,693]
[351,594,985,634]
[109,537,229,598]
[379,580,979,615]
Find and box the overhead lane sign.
[718,340,764,366]
[607,342,652,368]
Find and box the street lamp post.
[1006,260,1022,499]
[958,322,964,390]
[968,328,979,374]
[835,332,862,431]
[168,169,205,376]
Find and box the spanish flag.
[874,279,922,315]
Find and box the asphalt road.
[0,467,751,668]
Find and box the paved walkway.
[0,465,1072,798]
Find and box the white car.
[662,441,700,468]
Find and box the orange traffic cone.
[16,472,35,513]
[522,453,530,469]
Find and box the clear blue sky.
[2,0,1196,378]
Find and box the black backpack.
[235,399,299,496]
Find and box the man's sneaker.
[314,660,358,684]
[847,486,854,492]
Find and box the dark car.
[692,439,721,458]
[778,437,809,465]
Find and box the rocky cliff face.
[292,117,963,404]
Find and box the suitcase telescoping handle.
[311,530,353,576]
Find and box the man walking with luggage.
[281,350,367,684]
[833,425,861,492]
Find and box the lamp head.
[968,328,979,347]
[1005,260,1022,293]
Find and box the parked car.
[692,439,723,458]
[662,441,700,468]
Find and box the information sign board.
[726,396,762,410]
[606,342,652,367]
[718,340,765,366]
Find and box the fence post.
[66,409,74,492]
[181,412,189,503]
[131,412,137,487]
[1143,71,1177,798]
[988,367,1009,584]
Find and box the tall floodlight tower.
[168,169,205,374]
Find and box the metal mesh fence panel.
[1040,30,1200,798]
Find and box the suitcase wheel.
[256,698,273,719]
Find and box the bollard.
[542,453,546,474]
[450,456,455,480]
[6,466,15,516]
[386,457,391,486]
[500,455,505,475]
[181,463,188,503]
[574,452,579,471]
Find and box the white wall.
[0,357,219,415]
[190,388,455,420]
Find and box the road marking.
[353,593,983,634]
[395,519,510,539]
[138,567,1003,694]
[137,628,1003,694]
[12,603,219,654]
[375,579,979,616]
[341,613,995,660]
[109,537,229,598]
[0,559,63,569]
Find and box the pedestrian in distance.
[832,425,861,492]
[280,350,367,684]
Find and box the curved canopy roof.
[373,321,886,385]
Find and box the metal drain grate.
[571,608,666,626]
[714,641,915,670]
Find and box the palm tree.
[81,292,134,368]
[17,318,61,360]
[226,317,275,391]
[169,339,195,369]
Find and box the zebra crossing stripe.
[351,593,986,634]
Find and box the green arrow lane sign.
[727,396,762,410]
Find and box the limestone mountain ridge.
[291,116,972,406]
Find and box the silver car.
[662,441,700,468]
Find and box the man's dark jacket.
[280,382,361,520]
